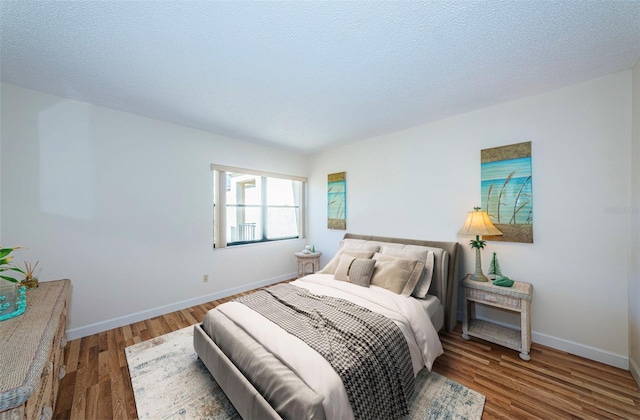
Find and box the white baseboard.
[532,330,628,370]
[66,273,296,341]
[630,357,640,387]
[456,311,629,370]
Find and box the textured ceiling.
[1,1,639,154]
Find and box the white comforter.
[215,274,444,420]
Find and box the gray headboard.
[343,233,460,332]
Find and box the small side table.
[294,251,322,278]
[461,274,533,361]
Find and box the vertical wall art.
[481,141,533,243]
[327,172,346,230]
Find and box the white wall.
[2,71,635,369]
[308,71,633,368]
[0,84,308,339]
[630,60,640,384]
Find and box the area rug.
[125,326,485,419]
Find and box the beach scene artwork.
[481,142,533,243]
[328,172,346,230]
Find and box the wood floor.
[54,289,640,420]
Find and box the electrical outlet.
[202,274,209,283]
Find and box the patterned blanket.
[235,283,414,419]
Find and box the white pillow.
[380,245,428,264]
[339,239,371,250]
[413,251,435,298]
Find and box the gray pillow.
[347,258,376,287]
[318,249,375,274]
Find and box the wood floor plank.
[97,375,113,420]
[54,370,75,419]
[68,337,90,419]
[64,338,81,375]
[106,328,127,419]
[120,365,137,419]
[491,361,582,405]
[53,283,640,420]
[477,367,582,418]
[84,383,100,420]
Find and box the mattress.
[201,274,444,419]
[200,311,326,419]
[418,294,444,332]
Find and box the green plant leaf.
[0,248,14,259]
[0,266,25,274]
[0,275,19,283]
[469,238,486,249]
[0,247,22,259]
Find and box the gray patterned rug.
[125,326,485,419]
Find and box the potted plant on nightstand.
[20,260,39,289]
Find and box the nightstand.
[294,251,322,278]
[461,274,533,361]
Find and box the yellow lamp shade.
[458,210,503,237]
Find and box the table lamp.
[458,207,503,282]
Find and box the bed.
[194,233,460,419]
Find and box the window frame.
[211,164,307,248]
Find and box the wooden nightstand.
[294,251,322,278]
[461,274,533,361]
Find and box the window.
[211,164,306,248]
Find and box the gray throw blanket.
[235,283,414,419]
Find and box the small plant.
[469,237,486,249]
[488,252,502,279]
[21,260,39,289]
[0,247,26,283]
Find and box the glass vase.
[0,279,27,321]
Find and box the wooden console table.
[0,279,71,419]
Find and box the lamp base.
[471,246,489,282]
[470,272,489,282]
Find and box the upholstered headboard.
[343,233,460,332]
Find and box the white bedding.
[418,294,444,331]
[215,274,443,420]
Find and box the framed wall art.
[481,141,533,243]
[327,172,346,230]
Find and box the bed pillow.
[318,249,376,275]
[334,255,356,281]
[380,246,435,298]
[339,239,374,250]
[347,258,376,287]
[413,251,435,298]
[370,253,424,297]
[333,256,376,288]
